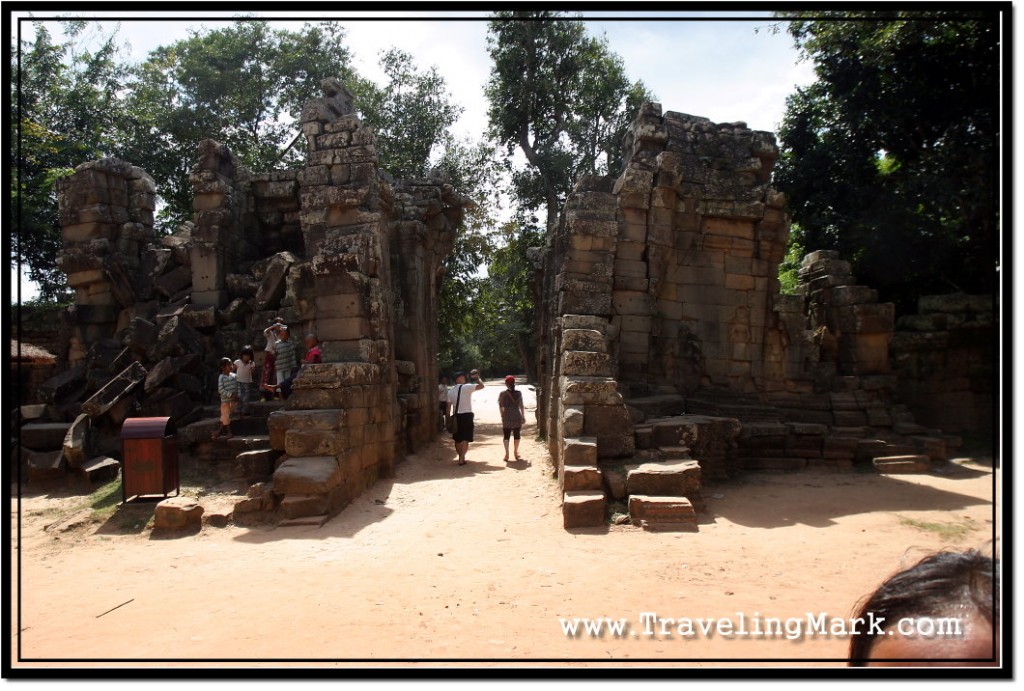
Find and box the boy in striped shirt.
[216,357,238,439]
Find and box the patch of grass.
[87,479,123,522]
[898,516,978,541]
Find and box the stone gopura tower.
[536,103,972,530]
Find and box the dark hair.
[848,549,996,665]
[241,345,255,358]
[219,357,233,369]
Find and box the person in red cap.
[498,375,526,462]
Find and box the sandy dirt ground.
[9,380,999,671]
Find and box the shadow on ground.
[704,466,993,530]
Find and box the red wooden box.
[121,417,180,502]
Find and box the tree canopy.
[12,21,126,300]
[485,11,653,232]
[121,20,357,229]
[774,11,999,312]
[353,48,463,180]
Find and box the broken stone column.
[189,140,261,307]
[55,159,156,365]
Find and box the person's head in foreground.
[505,375,516,389]
[848,548,997,667]
[453,371,466,384]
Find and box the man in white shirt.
[446,369,485,465]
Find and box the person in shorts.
[446,369,485,465]
[498,375,526,462]
[215,357,238,439]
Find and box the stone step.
[563,464,603,492]
[79,456,121,483]
[279,493,329,520]
[273,456,342,495]
[873,455,931,473]
[278,513,330,528]
[19,422,73,451]
[628,495,697,531]
[236,448,279,484]
[562,491,606,529]
[625,459,701,498]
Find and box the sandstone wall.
[891,294,995,436]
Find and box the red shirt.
[304,345,322,364]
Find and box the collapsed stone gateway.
[535,103,993,530]
[28,79,473,521]
[22,83,992,530]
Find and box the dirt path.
[10,381,999,669]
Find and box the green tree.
[774,11,999,312]
[120,20,356,230]
[476,220,546,376]
[434,138,504,373]
[353,48,463,179]
[12,21,127,300]
[485,11,653,232]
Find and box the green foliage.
[485,11,653,231]
[777,227,806,295]
[774,11,998,313]
[353,48,463,179]
[121,20,356,230]
[12,21,127,300]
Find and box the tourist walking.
[447,369,485,465]
[498,375,526,462]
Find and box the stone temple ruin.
[15,82,993,531]
[535,102,994,529]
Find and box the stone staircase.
[180,400,283,487]
[561,422,706,532]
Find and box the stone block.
[273,456,343,495]
[561,350,613,377]
[62,414,92,468]
[154,265,192,299]
[79,456,120,483]
[561,329,607,353]
[20,422,74,451]
[154,497,204,531]
[234,450,278,483]
[563,437,598,467]
[279,494,329,520]
[26,449,67,481]
[285,429,348,458]
[254,252,296,310]
[562,491,606,529]
[873,455,931,473]
[583,405,636,459]
[911,436,947,462]
[149,315,205,361]
[563,464,604,492]
[38,365,87,405]
[625,460,701,498]
[629,495,697,528]
[561,406,585,437]
[560,376,623,407]
[122,317,158,355]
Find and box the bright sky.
[11,10,817,300]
